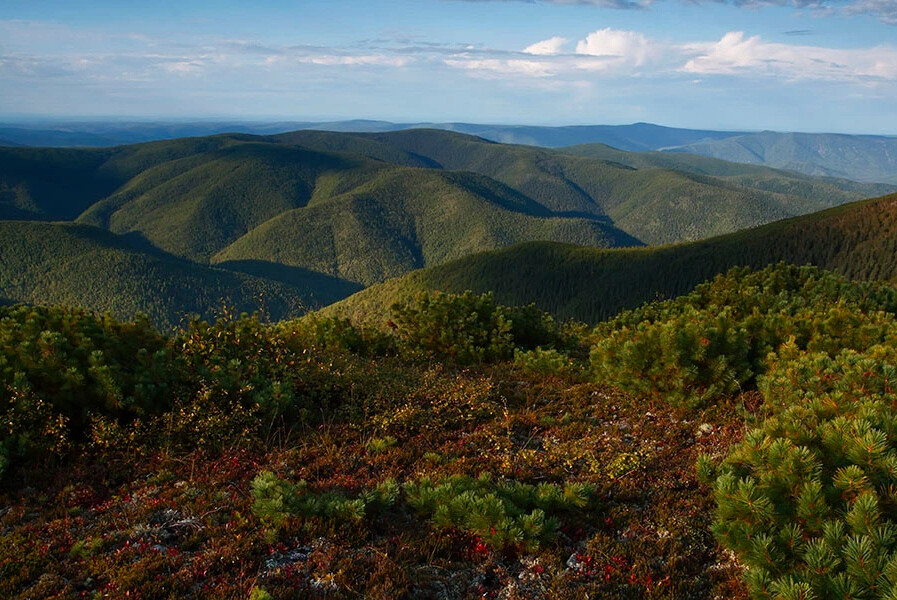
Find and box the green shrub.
[251,470,593,552]
[591,306,754,407]
[391,291,514,364]
[0,306,180,472]
[514,347,579,378]
[250,472,398,528]
[700,345,897,599]
[590,265,897,407]
[279,314,396,357]
[178,314,350,426]
[404,473,594,552]
[365,436,397,455]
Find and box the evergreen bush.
[700,344,897,599]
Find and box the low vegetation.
[3,263,897,599]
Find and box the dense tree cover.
[212,167,632,286]
[0,221,355,330]
[559,142,894,202]
[351,129,890,244]
[590,264,897,406]
[327,192,897,325]
[2,128,891,316]
[668,131,897,185]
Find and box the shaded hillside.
[351,129,881,244]
[325,192,897,325]
[669,131,897,185]
[78,141,387,262]
[0,147,119,220]
[214,168,638,285]
[0,221,358,330]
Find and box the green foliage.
[703,343,897,599]
[589,264,897,406]
[391,291,514,364]
[358,128,881,246]
[250,472,398,528]
[251,470,594,553]
[0,305,179,468]
[0,221,327,331]
[514,347,579,378]
[249,587,274,600]
[278,314,395,357]
[0,308,388,471]
[365,436,397,455]
[6,128,890,332]
[389,291,571,365]
[404,473,594,552]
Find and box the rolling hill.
[3,119,894,185]
[558,142,894,205]
[1,129,894,321]
[324,191,897,325]
[0,221,359,330]
[213,168,636,285]
[667,131,897,185]
[282,129,891,245]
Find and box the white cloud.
[681,31,897,81]
[444,27,897,85]
[524,37,569,55]
[575,28,659,67]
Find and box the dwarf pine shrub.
[590,264,897,407]
[699,344,897,599]
[391,291,514,364]
[403,473,594,552]
[251,470,593,552]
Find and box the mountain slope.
[669,131,897,185]
[78,141,387,262]
[325,192,897,325]
[0,221,359,330]
[213,168,637,285]
[431,121,742,151]
[559,142,894,204]
[351,129,887,244]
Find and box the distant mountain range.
[1,119,895,184]
[325,191,897,325]
[0,128,893,328]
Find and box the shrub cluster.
[251,470,595,553]
[700,344,897,599]
[590,264,897,407]
[390,291,565,364]
[0,307,390,476]
[0,306,179,475]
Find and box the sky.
[0,0,895,133]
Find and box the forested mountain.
[0,120,742,149]
[0,221,358,330]
[558,142,894,203]
[213,168,635,286]
[279,129,890,245]
[1,129,894,326]
[325,192,897,325]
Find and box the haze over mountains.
[2,120,895,185]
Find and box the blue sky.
[0,0,895,132]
